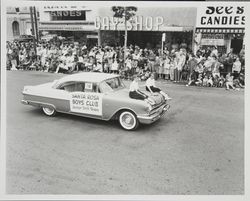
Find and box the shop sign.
[200,34,225,46]
[95,16,164,31]
[196,6,245,28]
[70,92,103,115]
[50,10,86,21]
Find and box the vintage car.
[21,72,170,130]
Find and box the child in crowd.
[125,57,132,79]
[55,60,68,73]
[225,73,235,90]
[158,57,164,79]
[163,56,171,80]
[202,75,209,87]
[93,61,103,72]
[169,59,175,81]
[195,74,203,86]
[144,71,151,80]
[137,68,144,80]
[186,72,196,87]
[213,75,220,87]
[218,75,225,88]
[111,59,119,74]
[28,60,40,71]
[43,58,50,72]
[197,63,204,74]
[207,75,213,87]
[239,73,245,87]
[233,78,243,89]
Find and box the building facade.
[194,5,245,54]
[6,7,35,41]
[39,5,98,46]
[95,7,197,49]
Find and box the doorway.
[230,39,243,54]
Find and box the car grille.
[149,101,166,115]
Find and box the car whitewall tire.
[42,106,56,116]
[119,111,139,131]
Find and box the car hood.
[23,82,54,94]
[109,88,165,106]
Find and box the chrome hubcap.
[120,112,135,129]
[43,107,54,115]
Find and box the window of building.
[12,21,20,36]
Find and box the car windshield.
[52,79,60,88]
[99,77,125,93]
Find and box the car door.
[57,81,104,119]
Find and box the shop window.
[12,21,20,36]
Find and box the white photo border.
[1,0,250,200]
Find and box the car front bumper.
[137,104,170,124]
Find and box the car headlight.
[146,102,153,113]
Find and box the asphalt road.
[6,71,244,194]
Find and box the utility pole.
[33,6,39,42]
[30,6,37,55]
[124,6,127,64]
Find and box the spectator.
[195,74,203,86]
[202,75,208,87]
[218,75,225,88]
[187,53,198,80]
[225,73,235,90]
[207,75,213,87]
[186,71,196,87]
[163,55,171,80]
[213,75,220,87]
[232,57,241,79]
[5,38,244,92]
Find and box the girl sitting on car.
[145,73,172,100]
[129,76,154,105]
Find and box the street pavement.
[5,71,244,194]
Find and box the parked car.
[21,72,170,130]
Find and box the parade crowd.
[6,39,245,90]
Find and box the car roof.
[57,72,120,84]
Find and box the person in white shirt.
[111,59,119,74]
[232,57,241,78]
[211,46,218,57]
[55,60,68,73]
[146,73,172,100]
[93,61,103,72]
[129,76,148,100]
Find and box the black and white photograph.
[0,0,249,200]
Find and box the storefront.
[195,5,245,54]
[95,7,197,49]
[39,5,98,45]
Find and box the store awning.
[39,22,96,32]
[196,28,245,34]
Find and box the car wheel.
[119,111,139,131]
[42,106,56,116]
